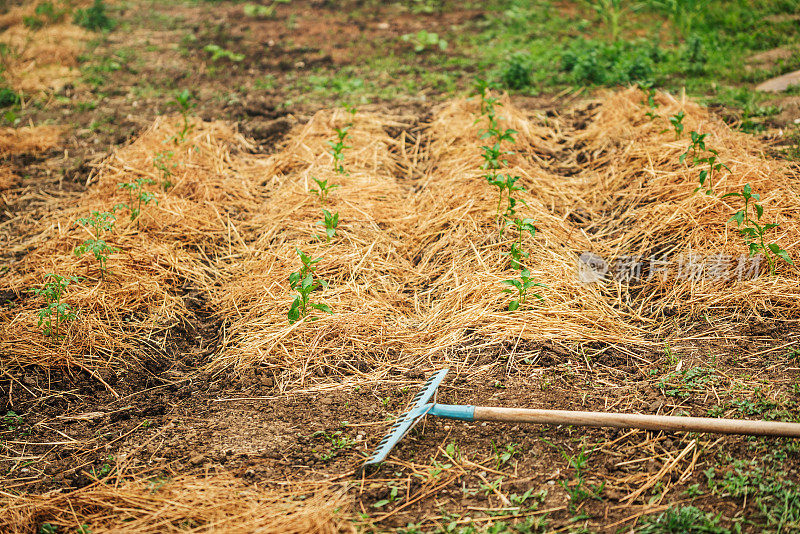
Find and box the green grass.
[299,0,800,130]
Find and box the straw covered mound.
[0,116,265,369]
[572,89,800,318]
[0,1,91,93]
[1,88,798,383]
[0,473,351,533]
[0,124,63,190]
[209,88,799,387]
[1,87,799,532]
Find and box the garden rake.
[362,368,800,471]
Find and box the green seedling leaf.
[768,244,794,265]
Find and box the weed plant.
[545,442,605,513]
[722,184,793,275]
[74,211,118,280]
[0,87,19,108]
[29,274,79,339]
[23,1,67,30]
[583,0,631,42]
[650,0,705,39]
[400,30,447,53]
[204,44,244,63]
[310,177,338,204]
[74,0,114,32]
[560,38,658,86]
[243,3,276,18]
[311,430,354,461]
[500,53,533,91]
[287,249,332,323]
[116,178,158,230]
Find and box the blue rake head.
[360,368,449,472]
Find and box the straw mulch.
[0,125,63,157]
[2,88,799,533]
[2,88,798,383]
[571,88,800,319]
[212,101,640,385]
[210,89,799,387]
[0,124,63,190]
[0,116,265,369]
[0,165,18,190]
[0,474,351,533]
[0,1,91,93]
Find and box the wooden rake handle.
[431,405,800,437]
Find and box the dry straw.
[2,89,799,531]
[209,89,799,389]
[209,100,645,391]
[573,88,800,319]
[0,116,266,370]
[0,124,63,190]
[2,88,798,384]
[0,0,91,94]
[0,473,351,533]
[0,125,63,157]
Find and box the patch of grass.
[74,0,115,32]
[23,1,68,30]
[544,441,605,513]
[400,30,448,53]
[0,87,19,108]
[561,38,659,86]
[456,0,800,99]
[254,74,276,91]
[311,429,354,462]
[490,441,519,469]
[657,366,720,398]
[707,446,800,531]
[500,52,533,91]
[203,44,244,63]
[79,55,122,88]
[242,3,276,19]
[637,505,728,533]
[2,411,23,432]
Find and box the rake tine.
[360,369,449,473]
